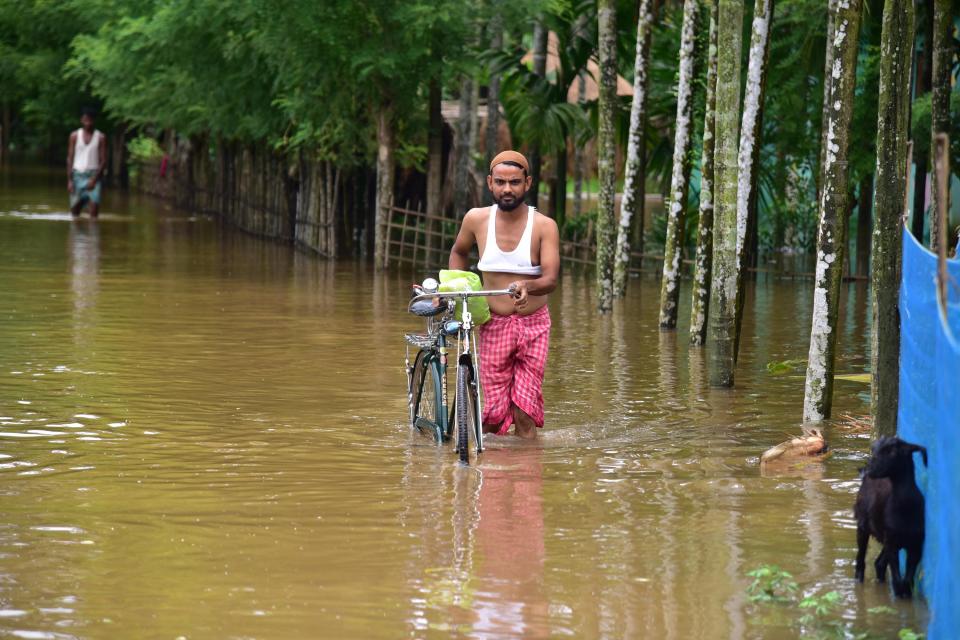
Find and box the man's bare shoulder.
[462,207,489,229]
[68,130,77,142]
[533,211,560,236]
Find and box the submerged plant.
[746,564,799,603]
[766,358,807,375]
[745,566,921,639]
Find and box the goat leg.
[874,548,889,583]
[900,548,921,598]
[886,546,909,597]
[855,526,869,582]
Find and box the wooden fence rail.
[382,204,662,274]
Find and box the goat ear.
[912,445,928,467]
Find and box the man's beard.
[495,190,526,211]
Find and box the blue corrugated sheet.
[897,227,960,639]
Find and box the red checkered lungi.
[478,305,551,435]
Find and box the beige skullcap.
[489,150,529,173]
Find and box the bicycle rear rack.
[404,332,437,349]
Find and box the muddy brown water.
[0,166,926,638]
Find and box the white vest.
[73,129,103,172]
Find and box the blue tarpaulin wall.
[897,227,960,639]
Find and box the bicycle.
[405,280,515,464]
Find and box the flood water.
[1,166,927,639]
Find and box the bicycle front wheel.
[455,364,478,464]
[411,350,444,443]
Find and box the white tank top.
[477,204,543,276]
[73,129,103,172]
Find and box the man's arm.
[449,209,479,270]
[510,218,560,307]
[66,131,76,191]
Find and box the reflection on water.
[0,167,928,639]
[70,220,100,321]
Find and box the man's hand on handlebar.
[509,281,529,309]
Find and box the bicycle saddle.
[409,298,446,317]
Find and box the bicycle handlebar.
[407,288,515,312]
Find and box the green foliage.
[746,565,799,603]
[562,207,596,240]
[0,0,102,152]
[798,590,842,626]
[1,0,954,260]
[898,628,925,640]
[127,135,163,163]
[911,91,960,170]
[745,564,926,639]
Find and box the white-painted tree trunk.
[690,0,719,346]
[658,0,699,328]
[732,0,774,359]
[803,0,863,423]
[817,0,837,203]
[613,0,654,297]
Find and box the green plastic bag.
[438,269,491,325]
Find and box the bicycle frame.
[406,288,513,453]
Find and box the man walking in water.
[67,108,107,218]
[449,151,560,439]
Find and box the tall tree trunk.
[910,2,933,242]
[596,0,618,313]
[816,0,837,204]
[111,122,129,189]
[454,73,476,217]
[871,0,913,437]
[856,173,873,277]
[427,79,444,257]
[375,103,395,270]
[708,0,744,387]
[658,0,699,328]
[929,0,950,252]
[690,0,719,346]
[733,0,774,360]
[0,102,9,164]
[485,14,503,203]
[803,0,863,423]
[554,146,567,228]
[573,72,586,219]
[529,20,548,209]
[614,0,654,297]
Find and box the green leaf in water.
[868,606,897,615]
[766,358,807,375]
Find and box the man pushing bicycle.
[448,151,560,440]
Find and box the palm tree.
[596,0,617,312]
[613,0,654,297]
[690,0,719,346]
[733,0,774,359]
[929,0,951,251]
[708,0,744,387]
[803,0,863,422]
[658,0,699,329]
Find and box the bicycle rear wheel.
[410,350,444,443]
[455,364,478,464]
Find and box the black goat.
[854,437,927,598]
